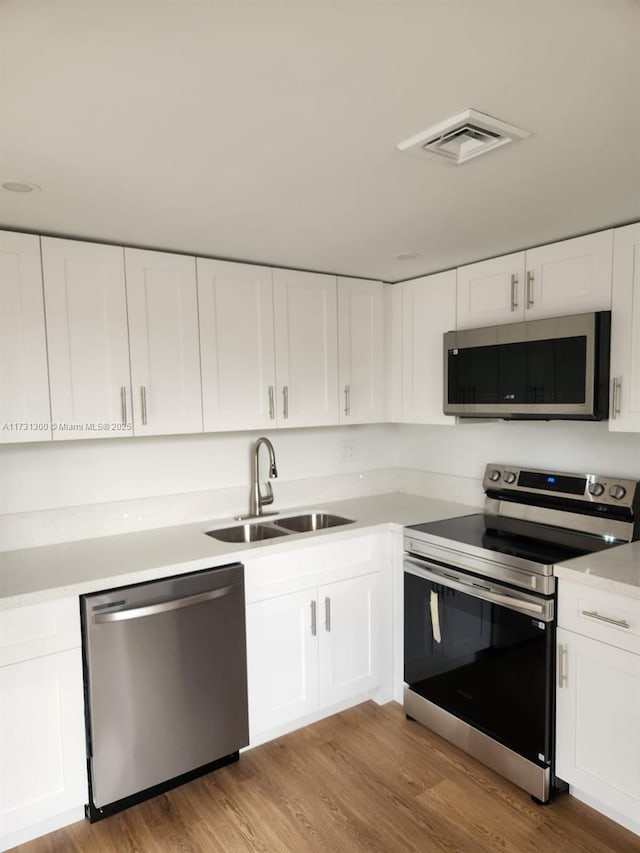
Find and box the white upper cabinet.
[273,269,338,427]
[402,270,457,424]
[609,222,640,432]
[197,259,276,432]
[524,230,613,319]
[125,248,203,436]
[456,252,525,329]
[456,232,613,329]
[0,232,51,443]
[337,277,384,424]
[41,238,132,440]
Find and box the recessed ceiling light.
[395,251,422,261]
[1,180,41,193]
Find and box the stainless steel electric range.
[403,463,640,803]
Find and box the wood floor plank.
[9,702,640,853]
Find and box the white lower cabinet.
[317,573,381,707]
[555,582,640,835]
[246,588,320,733]
[245,533,390,745]
[0,599,87,852]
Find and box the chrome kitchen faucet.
[239,436,278,519]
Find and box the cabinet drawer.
[0,598,81,667]
[244,533,387,604]
[558,581,640,656]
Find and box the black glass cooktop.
[406,513,590,566]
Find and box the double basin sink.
[205,512,355,543]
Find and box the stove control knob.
[504,472,517,485]
[588,483,605,497]
[488,469,501,482]
[609,484,626,500]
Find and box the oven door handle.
[404,556,551,619]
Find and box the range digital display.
[518,471,586,495]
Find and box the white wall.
[396,421,640,483]
[1,420,639,549]
[0,424,397,516]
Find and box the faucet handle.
[259,481,274,506]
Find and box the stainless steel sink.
[205,523,289,543]
[274,512,355,533]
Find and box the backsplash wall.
[1,420,639,550]
[0,424,396,516]
[396,421,640,484]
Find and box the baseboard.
[0,806,85,852]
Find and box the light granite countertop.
[2,492,638,609]
[554,540,640,599]
[0,493,477,609]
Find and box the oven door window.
[404,572,553,766]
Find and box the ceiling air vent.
[397,109,530,164]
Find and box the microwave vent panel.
[397,109,530,164]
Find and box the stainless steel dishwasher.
[80,562,248,821]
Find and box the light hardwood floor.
[11,702,640,852]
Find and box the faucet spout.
[250,437,278,518]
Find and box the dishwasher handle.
[93,583,240,623]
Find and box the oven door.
[404,555,555,768]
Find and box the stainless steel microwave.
[443,311,611,420]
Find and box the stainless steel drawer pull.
[120,386,127,425]
[510,274,519,312]
[283,385,289,420]
[526,270,534,308]
[581,610,630,629]
[558,644,568,688]
[325,597,331,632]
[310,599,317,636]
[94,584,239,623]
[141,385,148,426]
[611,377,622,419]
[344,385,350,416]
[268,385,275,420]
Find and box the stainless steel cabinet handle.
[325,596,331,632]
[140,385,148,426]
[93,584,239,623]
[526,271,534,309]
[612,377,622,419]
[558,644,568,688]
[581,609,630,629]
[344,385,350,416]
[268,385,275,420]
[283,385,289,420]
[120,386,128,425]
[510,274,519,312]
[310,599,317,636]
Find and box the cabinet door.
[197,258,276,431]
[337,277,384,424]
[42,238,132,440]
[125,248,202,436]
[402,270,456,424]
[0,232,51,442]
[273,269,338,427]
[610,223,640,432]
[318,573,381,707]
[556,628,640,823]
[0,649,87,839]
[524,231,613,319]
[456,252,525,329]
[246,590,319,740]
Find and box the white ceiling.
[1,0,639,282]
